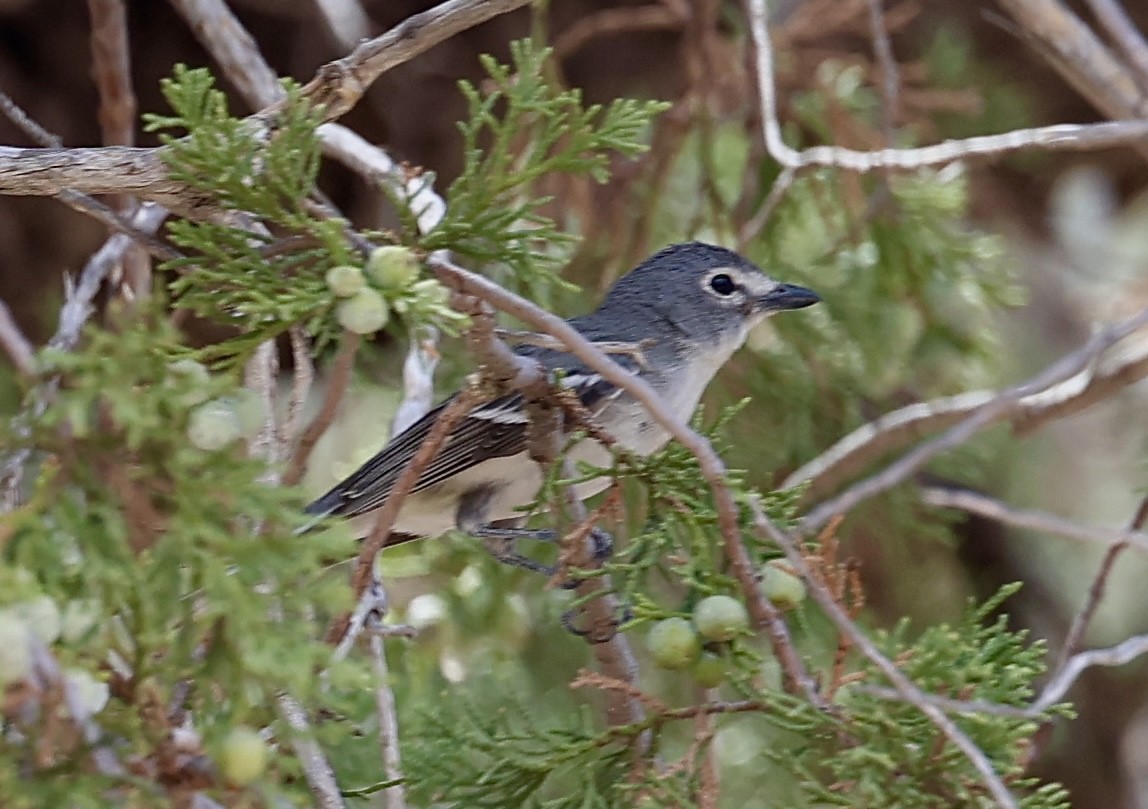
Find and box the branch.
[921,487,1148,556]
[1083,0,1148,85]
[429,256,824,706]
[296,0,534,122]
[784,332,1148,498]
[1032,633,1148,713]
[1056,496,1148,670]
[995,0,1148,122]
[0,299,35,377]
[746,0,1148,171]
[798,307,1148,533]
[276,693,346,809]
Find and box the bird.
[303,241,820,565]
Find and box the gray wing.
[303,358,629,522]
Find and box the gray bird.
[304,242,819,559]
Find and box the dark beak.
[757,283,821,312]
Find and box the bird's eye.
[709,273,737,296]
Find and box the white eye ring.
[708,273,738,296]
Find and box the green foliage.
[401,687,633,807]
[144,67,464,366]
[0,315,367,806]
[415,40,669,295]
[776,585,1070,808]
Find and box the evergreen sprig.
[417,40,669,291]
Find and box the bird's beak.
[756,283,821,312]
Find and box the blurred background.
[3,0,1148,805]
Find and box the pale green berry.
[17,595,61,645]
[325,264,366,298]
[65,668,109,714]
[336,288,390,335]
[760,560,807,611]
[691,651,727,688]
[692,595,749,643]
[219,725,268,786]
[0,610,32,685]
[365,245,420,290]
[187,400,243,451]
[647,617,701,671]
[168,358,212,406]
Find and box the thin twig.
[0,299,35,377]
[276,693,346,809]
[783,333,1148,498]
[429,256,823,705]
[1083,0,1148,85]
[800,307,1148,533]
[749,499,1020,809]
[747,0,1148,170]
[1032,633,1148,713]
[368,634,408,809]
[864,0,900,144]
[282,327,316,456]
[921,487,1148,557]
[284,332,361,487]
[1056,495,1148,669]
[332,387,486,635]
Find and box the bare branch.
[864,0,900,143]
[921,486,1148,556]
[168,0,285,109]
[313,0,372,52]
[87,0,137,147]
[0,299,35,377]
[368,633,408,809]
[1033,633,1148,713]
[784,332,1148,498]
[1057,496,1148,670]
[799,307,1148,533]
[749,500,1020,809]
[746,0,1148,171]
[1083,0,1148,85]
[392,326,440,436]
[297,0,534,122]
[995,0,1148,120]
[276,692,346,809]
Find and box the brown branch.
[429,255,824,706]
[87,0,137,147]
[284,332,361,487]
[326,387,486,644]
